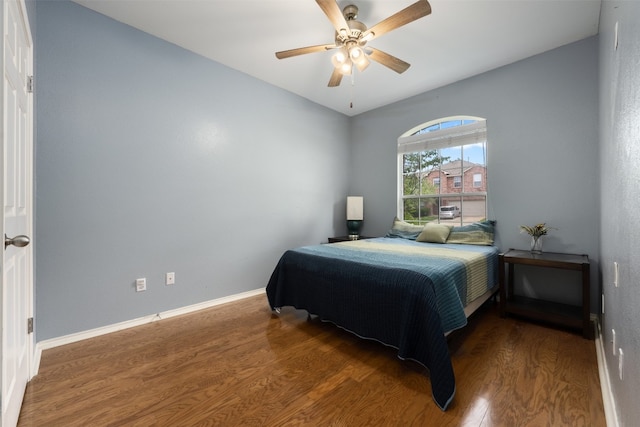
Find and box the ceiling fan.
[275,0,432,87]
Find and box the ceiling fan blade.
[362,0,432,41]
[367,47,410,74]
[328,68,343,87]
[275,44,336,59]
[316,0,350,36]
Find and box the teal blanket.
[296,238,498,332]
[266,237,498,411]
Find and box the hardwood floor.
[19,295,606,426]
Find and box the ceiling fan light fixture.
[338,59,353,75]
[353,53,369,71]
[348,45,364,61]
[331,48,348,67]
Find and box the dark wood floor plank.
[19,295,606,426]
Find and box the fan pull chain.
[350,72,356,109]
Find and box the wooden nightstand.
[499,249,591,339]
[328,236,374,243]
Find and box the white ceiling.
[73,0,601,116]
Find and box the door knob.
[4,234,30,249]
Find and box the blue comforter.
[266,238,499,411]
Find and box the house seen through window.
[397,116,488,226]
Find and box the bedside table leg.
[582,263,591,339]
[499,254,506,317]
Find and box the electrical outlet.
[612,329,616,355]
[618,349,624,380]
[165,272,175,285]
[136,278,147,292]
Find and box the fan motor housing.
[335,5,367,44]
[343,4,359,20]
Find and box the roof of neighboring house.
[429,160,484,177]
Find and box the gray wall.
[599,1,640,425]
[35,1,350,340]
[351,37,600,312]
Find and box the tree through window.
[397,117,488,226]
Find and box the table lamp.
[346,196,364,240]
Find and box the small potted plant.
[520,223,555,254]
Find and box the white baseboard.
[594,317,619,427]
[32,288,265,376]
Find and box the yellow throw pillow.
[416,223,453,244]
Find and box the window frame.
[397,116,488,226]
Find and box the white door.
[1,0,33,426]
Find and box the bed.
[265,220,499,411]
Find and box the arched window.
[397,116,488,226]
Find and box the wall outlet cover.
[166,272,175,285]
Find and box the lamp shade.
[346,196,364,220]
